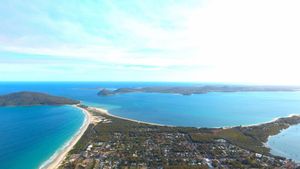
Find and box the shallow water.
[0,105,84,169]
[267,124,300,162]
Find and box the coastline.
[219,114,300,130]
[94,106,300,162]
[265,123,300,163]
[40,105,164,169]
[90,107,172,127]
[241,114,300,128]
[39,105,91,169]
[91,107,300,130]
[41,104,300,169]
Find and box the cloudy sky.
[1,0,300,84]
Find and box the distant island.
[0,91,79,106]
[98,85,300,96]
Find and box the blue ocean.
[0,82,300,167]
[0,105,84,169]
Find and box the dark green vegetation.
[190,115,300,154]
[61,106,300,169]
[0,92,79,106]
[97,85,300,96]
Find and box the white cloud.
[1,0,300,84]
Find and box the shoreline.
[240,114,300,128]
[90,107,172,127]
[210,114,300,130]
[41,104,300,169]
[39,105,91,169]
[94,106,300,162]
[91,107,300,130]
[264,123,300,164]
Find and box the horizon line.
[0,81,299,86]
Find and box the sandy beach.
[90,107,170,127]
[40,104,300,169]
[239,114,300,128]
[39,105,92,169]
[40,105,163,169]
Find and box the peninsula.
[59,105,300,169]
[97,85,300,96]
[2,91,298,168]
[0,91,80,106]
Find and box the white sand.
[89,107,170,127]
[39,105,91,169]
[41,105,300,169]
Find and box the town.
[59,106,300,169]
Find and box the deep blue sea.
[0,82,300,167]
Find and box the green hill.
[0,91,79,106]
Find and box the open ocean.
[0,105,84,169]
[0,82,300,167]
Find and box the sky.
[1,0,300,84]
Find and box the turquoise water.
[94,92,300,127]
[0,105,85,169]
[267,124,300,162]
[1,82,300,165]
[2,82,299,128]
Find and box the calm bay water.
[267,124,300,162]
[1,82,300,128]
[0,82,300,166]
